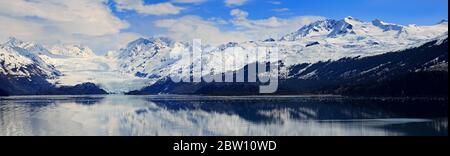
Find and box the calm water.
[0,95,447,136]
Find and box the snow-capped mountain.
[278,17,447,60]
[0,38,108,95]
[131,33,448,96]
[117,36,260,84]
[282,16,446,41]
[257,17,447,64]
[118,37,191,80]
[4,37,57,57]
[0,38,60,77]
[0,37,135,95]
[4,37,97,58]
[50,45,96,58]
[117,17,448,88]
[1,38,60,95]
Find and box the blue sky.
[237,0,449,25]
[110,0,449,44]
[112,0,449,25]
[0,0,448,53]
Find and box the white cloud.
[114,0,184,16]
[272,8,290,12]
[75,33,140,54]
[230,9,322,30]
[154,16,250,46]
[208,17,229,25]
[230,9,249,19]
[153,13,323,46]
[0,0,138,53]
[225,0,249,7]
[0,0,128,36]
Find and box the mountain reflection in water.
[0,95,447,136]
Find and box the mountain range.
[131,33,447,96]
[1,17,448,96]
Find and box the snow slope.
[117,17,448,87]
[50,45,96,58]
[0,38,60,77]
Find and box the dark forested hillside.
[0,75,107,96]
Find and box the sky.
[0,0,448,54]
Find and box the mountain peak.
[344,16,356,22]
[372,19,383,23]
[328,18,356,37]
[288,16,362,39]
[281,19,337,40]
[129,37,149,45]
[217,42,240,50]
[127,37,174,48]
[5,37,26,46]
[50,44,96,58]
[343,16,363,24]
[371,19,404,32]
[437,19,448,24]
[3,37,55,56]
[119,36,176,60]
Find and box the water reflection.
[0,95,447,136]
